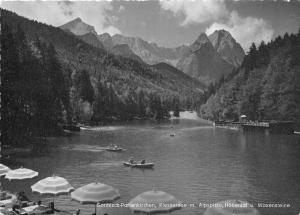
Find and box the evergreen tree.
[172,97,180,117]
[74,69,94,104]
[92,80,105,121]
[1,23,23,145]
[137,90,146,117]
[243,42,258,72]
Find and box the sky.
[1,0,300,51]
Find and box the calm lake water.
[2,112,300,215]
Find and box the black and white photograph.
[0,0,300,214]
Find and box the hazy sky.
[2,0,300,51]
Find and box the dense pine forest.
[1,24,70,146]
[199,30,300,126]
[1,9,205,147]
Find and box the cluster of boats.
[105,129,176,168]
[105,145,154,169]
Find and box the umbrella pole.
[95,203,97,215]
[53,197,55,212]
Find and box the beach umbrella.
[31,175,74,211]
[203,199,260,215]
[128,190,182,214]
[31,175,74,196]
[0,164,11,176]
[5,167,38,180]
[0,164,16,208]
[71,182,120,214]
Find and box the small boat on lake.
[123,162,154,168]
[170,133,176,137]
[105,146,124,152]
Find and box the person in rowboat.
[129,157,135,164]
[74,209,80,215]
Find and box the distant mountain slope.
[177,33,234,85]
[97,33,189,66]
[208,30,245,67]
[97,32,114,49]
[78,32,104,49]
[199,31,300,123]
[151,62,205,92]
[111,44,144,63]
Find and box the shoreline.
[0,112,216,159]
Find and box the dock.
[213,121,240,130]
[214,120,295,134]
[241,121,294,134]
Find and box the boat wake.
[81,126,127,131]
[88,161,123,170]
[62,144,106,152]
[179,126,214,131]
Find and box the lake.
[2,112,300,215]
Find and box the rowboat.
[123,162,154,168]
[105,147,124,152]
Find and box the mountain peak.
[73,17,82,22]
[208,29,245,67]
[209,30,236,48]
[190,33,213,52]
[60,18,97,36]
[195,33,210,44]
[99,32,111,39]
[215,29,231,36]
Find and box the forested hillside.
[199,31,300,124]
[1,9,204,146]
[1,23,70,146]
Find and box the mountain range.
[2,9,205,123]
[60,18,245,84]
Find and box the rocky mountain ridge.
[60,17,245,84]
